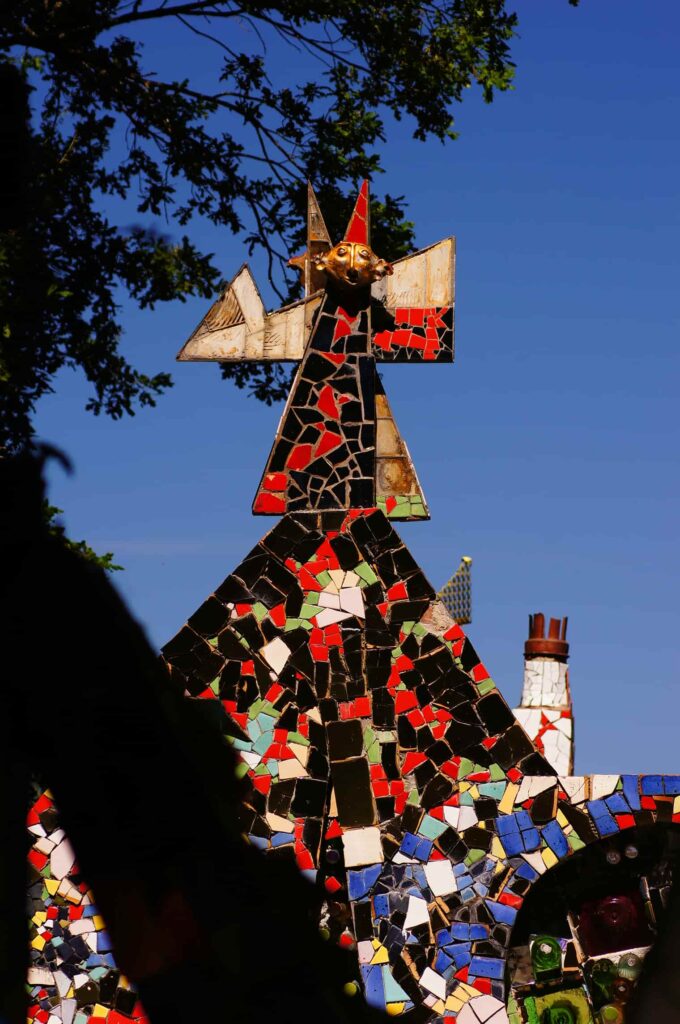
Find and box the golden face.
[314,241,393,290]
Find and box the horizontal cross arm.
[177,237,455,364]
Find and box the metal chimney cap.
[525,613,569,661]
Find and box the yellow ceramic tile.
[30,935,45,951]
[45,879,59,895]
[542,847,558,869]
[499,783,519,815]
[491,837,506,860]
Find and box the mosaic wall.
[27,792,144,1024]
[160,511,680,1023]
[24,182,678,1023]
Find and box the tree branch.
[108,0,244,28]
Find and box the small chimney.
[524,613,569,662]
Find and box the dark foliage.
[0,1,535,446]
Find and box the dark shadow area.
[1,447,386,1024]
[507,825,680,1022]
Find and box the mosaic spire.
[438,556,472,625]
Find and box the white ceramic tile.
[53,970,70,995]
[443,806,460,829]
[61,1000,77,1024]
[458,805,479,831]
[424,859,456,896]
[288,742,309,766]
[419,967,446,1000]
[339,586,365,617]
[516,776,556,803]
[69,919,94,936]
[403,895,430,931]
[266,812,295,833]
[513,708,541,736]
[278,757,308,780]
[315,607,351,628]
[260,636,291,674]
[50,839,76,880]
[560,776,587,802]
[27,967,53,986]
[342,826,384,867]
[357,940,374,964]
[470,995,509,1022]
[591,774,620,800]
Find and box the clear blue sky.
[34,1,679,774]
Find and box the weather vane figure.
[178,180,455,519]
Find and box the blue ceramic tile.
[486,899,517,925]
[271,831,294,847]
[361,964,385,1009]
[605,792,629,814]
[414,838,433,862]
[500,831,524,856]
[516,860,539,882]
[373,893,389,918]
[622,775,641,810]
[522,827,541,852]
[469,956,504,980]
[541,820,570,858]
[399,832,418,857]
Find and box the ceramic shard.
[374,375,429,520]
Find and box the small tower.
[513,613,574,775]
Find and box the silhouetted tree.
[1,2,577,449]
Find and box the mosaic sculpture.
[26,183,679,1024]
